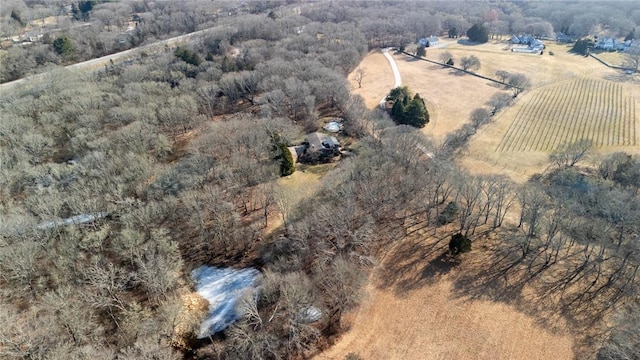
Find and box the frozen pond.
[323,120,342,133]
[191,266,259,338]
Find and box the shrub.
[449,233,471,255]
[438,201,459,225]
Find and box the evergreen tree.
[387,89,429,128]
[449,233,471,255]
[625,29,635,41]
[52,36,75,57]
[391,99,406,124]
[467,23,489,43]
[572,38,593,55]
[10,9,26,27]
[271,133,295,176]
[416,45,426,57]
[405,94,429,128]
[386,86,410,103]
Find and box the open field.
[350,50,395,108]
[315,232,576,360]
[352,41,640,180]
[423,41,605,89]
[393,52,502,140]
[497,77,637,152]
[317,40,638,360]
[591,50,628,67]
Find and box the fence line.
[398,50,521,90]
[589,53,634,72]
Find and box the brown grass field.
[350,42,640,180]
[497,77,636,152]
[315,232,576,360]
[321,41,640,360]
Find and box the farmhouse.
[418,35,439,47]
[306,132,339,153]
[300,132,340,163]
[511,34,544,54]
[556,32,575,43]
[510,34,536,45]
[593,37,636,51]
[594,37,617,50]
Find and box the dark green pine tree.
[467,23,489,43]
[405,94,429,128]
[52,36,75,57]
[391,99,406,125]
[271,133,295,176]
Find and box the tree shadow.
[487,82,506,89]
[448,69,466,76]
[456,39,482,46]
[445,239,612,358]
[375,232,451,295]
[603,72,639,84]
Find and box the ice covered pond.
[323,120,342,133]
[191,266,259,338]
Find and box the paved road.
[0,26,220,94]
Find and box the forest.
[1,1,639,359]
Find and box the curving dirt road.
[379,48,403,105]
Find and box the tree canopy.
[387,88,429,128]
[467,23,489,43]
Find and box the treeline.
[0,0,285,83]
[302,1,639,50]
[0,5,371,358]
[4,1,640,83]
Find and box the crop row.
[497,78,636,152]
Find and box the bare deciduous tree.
[353,67,367,88]
[439,51,453,64]
[495,70,510,83]
[460,55,480,72]
[550,139,593,168]
[486,92,513,113]
[507,73,531,97]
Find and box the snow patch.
[191,266,259,338]
[37,212,108,230]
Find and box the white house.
[594,37,617,50]
[418,35,439,47]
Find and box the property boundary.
[589,53,635,72]
[399,50,521,90]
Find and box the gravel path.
[379,48,402,105]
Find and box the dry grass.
[315,232,576,360]
[352,41,640,181]
[349,50,396,108]
[314,41,639,360]
[497,77,636,152]
[592,50,628,67]
[392,52,503,141]
[264,165,332,235]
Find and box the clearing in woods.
[327,41,638,359]
[315,232,576,360]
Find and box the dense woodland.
[1,1,640,359]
